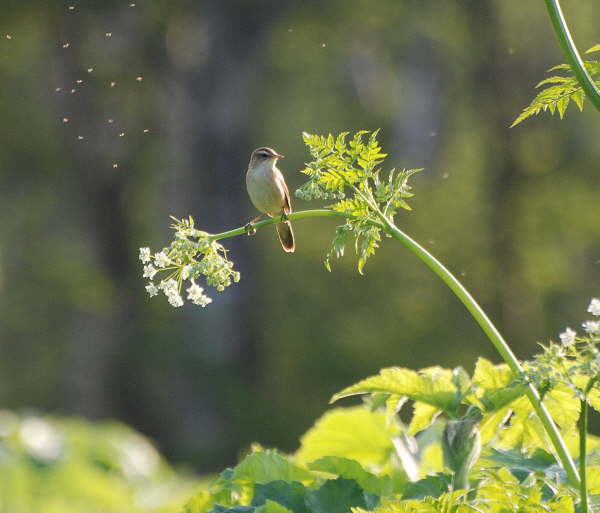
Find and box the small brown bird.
[245,146,295,253]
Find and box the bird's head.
[250,147,285,166]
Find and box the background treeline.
[0,0,599,473]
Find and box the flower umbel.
[139,216,239,308]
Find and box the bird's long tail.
[276,221,295,253]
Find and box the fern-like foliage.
[511,44,600,126]
[296,131,421,274]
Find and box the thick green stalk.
[545,0,600,112]
[208,209,384,242]
[380,217,579,487]
[579,376,600,513]
[579,398,589,513]
[209,209,580,487]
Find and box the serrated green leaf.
[513,58,600,125]
[408,403,441,436]
[324,224,351,272]
[586,43,600,54]
[384,394,407,423]
[557,95,569,119]
[356,226,381,275]
[471,358,526,412]
[332,366,463,416]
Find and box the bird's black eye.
[259,151,270,157]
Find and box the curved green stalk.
[380,217,580,488]
[579,398,589,513]
[579,376,600,513]
[208,209,384,242]
[545,0,600,112]
[208,208,580,488]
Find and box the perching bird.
[245,146,295,253]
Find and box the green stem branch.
[579,398,589,513]
[208,208,580,487]
[580,376,600,513]
[545,0,600,112]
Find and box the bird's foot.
[244,222,257,236]
[281,211,289,222]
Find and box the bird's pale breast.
[246,165,287,216]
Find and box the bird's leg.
[245,214,265,236]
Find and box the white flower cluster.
[186,282,212,307]
[559,327,576,346]
[588,297,600,316]
[558,297,600,346]
[139,247,184,307]
[154,251,171,268]
[159,278,183,308]
[139,217,240,308]
[139,247,151,263]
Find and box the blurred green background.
[1,0,599,482]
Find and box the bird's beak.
[274,153,285,159]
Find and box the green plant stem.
[379,217,580,487]
[579,398,589,513]
[207,209,384,242]
[208,209,580,488]
[545,0,600,112]
[579,377,600,513]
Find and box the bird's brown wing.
[282,180,292,215]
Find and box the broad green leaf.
[209,507,255,513]
[254,500,293,513]
[401,473,451,500]
[470,358,526,411]
[305,478,368,513]
[180,492,214,513]
[587,466,600,494]
[479,448,555,481]
[332,366,462,416]
[295,407,400,470]
[542,385,580,430]
[408,403,441,436]
[308,456,403,496]
[232,450,313,486]
[479,407,511,444]
[251,482,308,513]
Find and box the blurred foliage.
[0,0,599,479]
[0,410,197,513]
[179,356,600,512]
